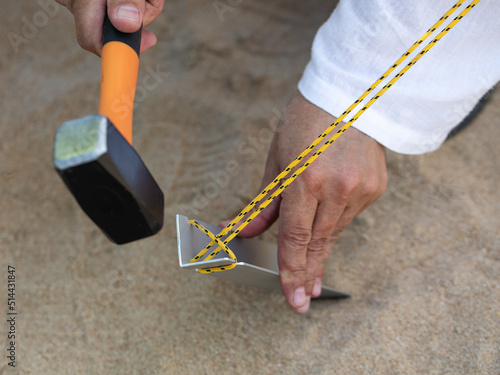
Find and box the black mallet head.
[54,114,164,244]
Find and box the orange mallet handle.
[98,15,141,145]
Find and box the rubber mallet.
[53,16,164,244]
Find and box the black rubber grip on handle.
[103,14,142,56]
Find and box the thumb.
[107,1,158,53]
[237,196,281,238]
[219,196,281,238]
[108,0,144,33]
[219,151,281,238]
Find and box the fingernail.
[312,278,322,297]
[115,5,140,23]
[293,287,306,307]
[296,296,310,314]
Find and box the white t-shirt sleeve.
[298,0,500,154]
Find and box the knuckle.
[149,0,165,15]
[279,268,306,286]
[282,226,312,249]
[363,172,388,200]
[308,237,333,263]
[279,246,306,274]
[362,177,380,198]
[304,275,317,285]
[76,35,95,54]
[302,168,326,193]
[312,218,336,236]
[144,0,165,25]
[307,236,329,255]
[335,171,361,201]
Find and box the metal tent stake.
[176,214,349,299]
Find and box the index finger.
[143,0,164,28]
[278,185,318,314]
[69,0,106,54]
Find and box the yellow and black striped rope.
[190,0,481,273]
[188,220,237,272]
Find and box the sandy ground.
[1,1,499,374]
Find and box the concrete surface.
[0,1,499,374]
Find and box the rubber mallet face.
[54,115,164,244]
[53,16,164,244]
